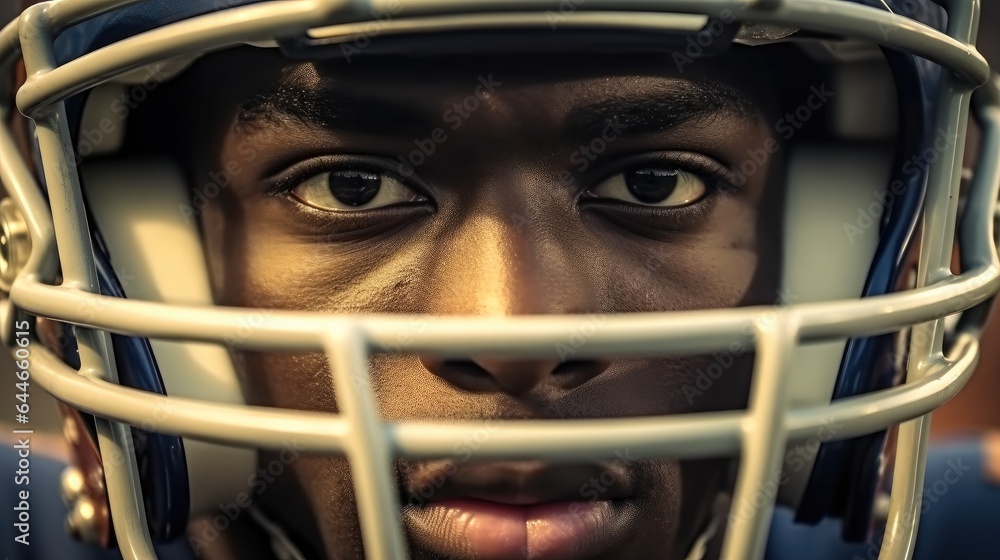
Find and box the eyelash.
[588,152,738,197]
[266,156,425,200]
[266,152,738,213]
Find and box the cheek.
[235,351,490,424]
[692,201,762,307]
[292,455,368,559]
[601,201,760,314]
[200,194,309,308]
[205,187,765,316]
[211,202,431,313]
[236,352,335,410]
[313,467,368,560]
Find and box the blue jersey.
[4,438,998,559]
[2,441,195,560]
[764,437,1000,560]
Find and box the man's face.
[179,45,788,559]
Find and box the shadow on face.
[129,44,814,559]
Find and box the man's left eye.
[291,170,426,211]
[585,168,707,207]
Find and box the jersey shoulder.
[1,441,195,560]
[766,436,1000,560]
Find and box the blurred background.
[1,1,998,449]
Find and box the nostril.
[442,359,595,377]
[418,355,499,393]
[443,360,491,378]
[550,359,612,389]
[552,360,590,375]
[420,355,611,395]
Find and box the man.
[0,1,997,559]
[118,38,787,560]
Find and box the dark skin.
[128,43,805,559]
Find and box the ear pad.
[783,41,937,538]
[80,157,256,533]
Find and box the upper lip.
[401,460,635,506]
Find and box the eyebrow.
[236,73,759,139]
[236,78,437,137]
[563,81,759,138]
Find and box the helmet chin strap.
[247,507,308,560]
[684,517,719,560]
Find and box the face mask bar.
[0,1,996,559]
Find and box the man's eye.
[586,168,707,207]
[291,170,426,211]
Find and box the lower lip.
[405,499,618,560]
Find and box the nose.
[419,355,611,397]
[417,173,612,397]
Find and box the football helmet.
[0,1,997,559]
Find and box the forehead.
[189,45,800,122]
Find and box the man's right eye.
[585,167,708,208]
[290,170,426,212]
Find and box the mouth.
[400,461,637,560]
